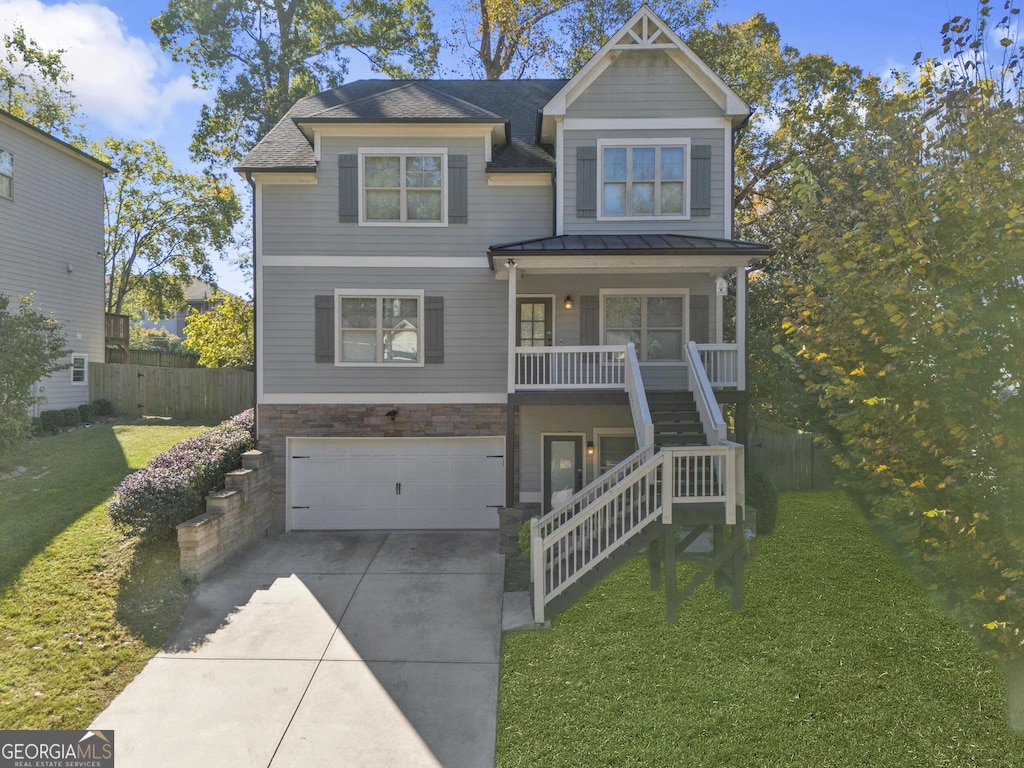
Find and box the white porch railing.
[531,441,745,623]
[695,343,740,389]
[686,341,727,445]
[515,345,625,390]
[624,343,655,449]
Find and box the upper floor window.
[336,291,423,365]
[598,140,688,219]
[362,151,446,224]
[0,149,12,199]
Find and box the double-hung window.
[71,354,87,384]
[599,140,688,219]
[362,151,446,224]
[336,291,423,365]
[603,292,686,362]
[0,149,12,199]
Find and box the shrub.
[31,417,42,435]
[747,471,779,535]
[108,409,256,539]
[39,410,63,433]
[92,398,115,416]
[77,402,96,424]
[59,408,80,427]
[519,520,532,558]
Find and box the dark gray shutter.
[424,296,444,364]
[448,155,468,224]
[690,145,712,217]
[580,295,600,345]
[689,294,710,344]
[314,294,335,363]
[576,146,597,218]
[338,154,358,223]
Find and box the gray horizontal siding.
[568,50,722,119]
[562,129,728,238]
[261,136,553,258]
[261,267,508,394]
[0,120,106,412]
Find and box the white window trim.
[0,148,12,200]
[334,289,425,367]
[599,288,689,365]
[71,353,88,385]
[596,137,690,221]
[358,147,448,227]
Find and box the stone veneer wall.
[177,450,273,581]
[257,403,508,532]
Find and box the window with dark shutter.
[424,296,444,363]
[314,295,335,362]
[448,156,468,224]
[576,146,597,218]
[690,145,712,217]
[338,154,359,222]
[580,296,599,345]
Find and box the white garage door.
[287,437,505,530]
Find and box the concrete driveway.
[91,530,504,767]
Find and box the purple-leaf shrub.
[107,409,256,539]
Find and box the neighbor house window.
[336,292,422,365]
[362,151,445,223]
[71,354,87,384]
[603,293,686,361]
[599,140,687,219]
[0,149,12,199]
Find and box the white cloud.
[0,0,203,138]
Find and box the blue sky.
[0,0,982,294]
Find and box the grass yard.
[0,419,213,729]
[497,491,1024,767]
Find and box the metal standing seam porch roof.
[487,233,774,270]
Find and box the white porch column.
[507,262,518,393]
[736,265,747,391]
[714,276,727,344]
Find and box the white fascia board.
[252,172,318,185]
[261,392,509,405]
[492,254,754,277]
[306,122,504,154]
[562,117,731,132]
[487,172,551,186]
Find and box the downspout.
[245,171,258,442]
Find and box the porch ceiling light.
[563,295,573,311]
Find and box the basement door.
[287,437,505,530]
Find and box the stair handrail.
[685,341,727,445]
[624,342,655,449]
[534,444,655,535]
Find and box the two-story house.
[239,6,771,620]
[0,109,111,414]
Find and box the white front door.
[287,437,505,530]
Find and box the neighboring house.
[0,109,111,415]
[137,278,236,338]
[239,7,772,618]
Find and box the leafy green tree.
[450,0,717,79]
[782,0,1024,730]
[151,0,438,165]
[0,25,85,145]
[96,137,241,319]
[182,293,254,368]
[0,295,70,456]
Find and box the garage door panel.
[288,437,504,530]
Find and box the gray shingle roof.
[236,79,567,173]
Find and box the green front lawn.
[0,419,213,729]
[497,491,1024,767]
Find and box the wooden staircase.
[648,391,706,448]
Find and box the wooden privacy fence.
[747,420,834,492]
[90,363,254,421]
[104,348,201,368]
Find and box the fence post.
[531,518,545,624]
